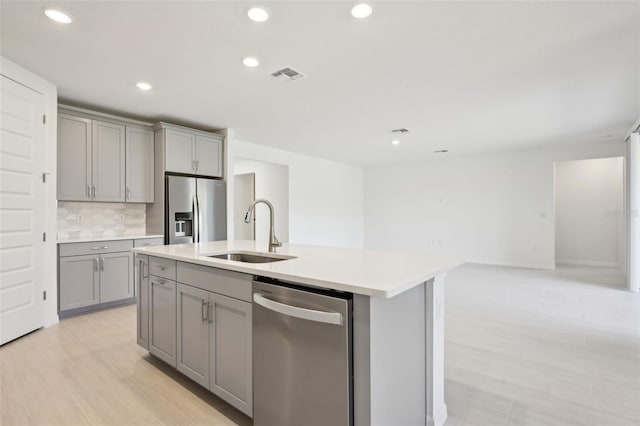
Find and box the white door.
[0,75,45,345]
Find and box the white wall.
[364,141,626,269]
[234,159,289,245]
[555,158,624,267]
[232,140,364,248]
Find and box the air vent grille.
[271,67,304,81]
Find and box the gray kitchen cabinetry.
[58,240,134,314]
[155,123,223,178]
[139,261,252,416]
[58,112,126,202]
[136,254,150,349]
[177,263,252,416]
[148,257,177,367]
[126,126,154,202]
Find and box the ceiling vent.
[270,67,304,81]
[391,128,410,134]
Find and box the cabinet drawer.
[134,237,164,248]
[149,256,177,280]
[59,239,133,257]
[177,262,252,302]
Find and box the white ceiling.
[1,1,638,166]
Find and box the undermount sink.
[206,251,296,264]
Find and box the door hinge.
[43,115,46,124]
[43,291,47,301]
[42,232,46,242]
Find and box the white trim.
[556,259,619,268]
[627,133,639,292]
[427,403,448,426]
[625,117,640,142]
[58,104,152,127]
[465,259,556,270]
[1,56,59,327]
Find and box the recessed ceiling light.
[136,82,152,91]
[44,9,73,24]
[351,3,373,19]
[247,6,270,23]
[391,140,400,146]
[243,57,260,68]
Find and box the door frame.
[1,56,58,326]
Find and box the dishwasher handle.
[253,293,343,325]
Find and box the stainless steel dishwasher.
[253,279,353,426]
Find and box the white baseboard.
[466,259,556,270]
[427,403,448,426]
[556,259,619,268]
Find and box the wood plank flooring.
[1,264,638,425]
[0,304,251,426]
[444,264,640,426]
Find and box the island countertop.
[132,240,463,298]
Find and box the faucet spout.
[244,199,282,253]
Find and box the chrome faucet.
[244,198,282,253]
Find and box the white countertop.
[132,240,463,298]
[57,234,164,244]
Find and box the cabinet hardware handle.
[196,160,199,171]
[158,266,166,270]
[100,257,104,271]
[91,246,102,250]
[93,185,97,198]
[145,243,156,246]
[87,185,91,199]
[208,302,213,324]
[94,258,99,271]
[192,160,196,171]
[202,300,208,322]
[126,187,131,201]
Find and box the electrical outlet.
[76,214,83,224]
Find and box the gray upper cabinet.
[157,123,223,178]
[195,135,222,177]
[58,114,92,201]
[57,109,154,203]
[92,120,125,202]
[165,129,196,174]
[126,126,154,202]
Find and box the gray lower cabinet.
[136,255,150,349]
[149,276,177,367]
[59,254,99,310]
[139,262,252,417]
[208,292,252,416]
[99,251,133,303]
[177,283,210,387]
[58,240,134,313]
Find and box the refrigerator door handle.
[192,194,199,243]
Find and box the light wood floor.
[445,264,640,426]
[0,303,251,426]
[1,264,638,425]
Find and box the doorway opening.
[554,157,625,287]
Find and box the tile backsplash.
[57,202,146,241]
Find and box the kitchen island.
[133,240,463,426]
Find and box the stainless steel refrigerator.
[165,175,226,244]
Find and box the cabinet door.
[57,114,91,201]
[165,129,195,174]
[59,254,99,311]
[126,126,154,203]
[136,255,149,349]
[149,277,177,367]
[99,251,133,303]
[195,134,222,177]
[209,293,253,416]
[177,283,210,388]
[92,120,125,202]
